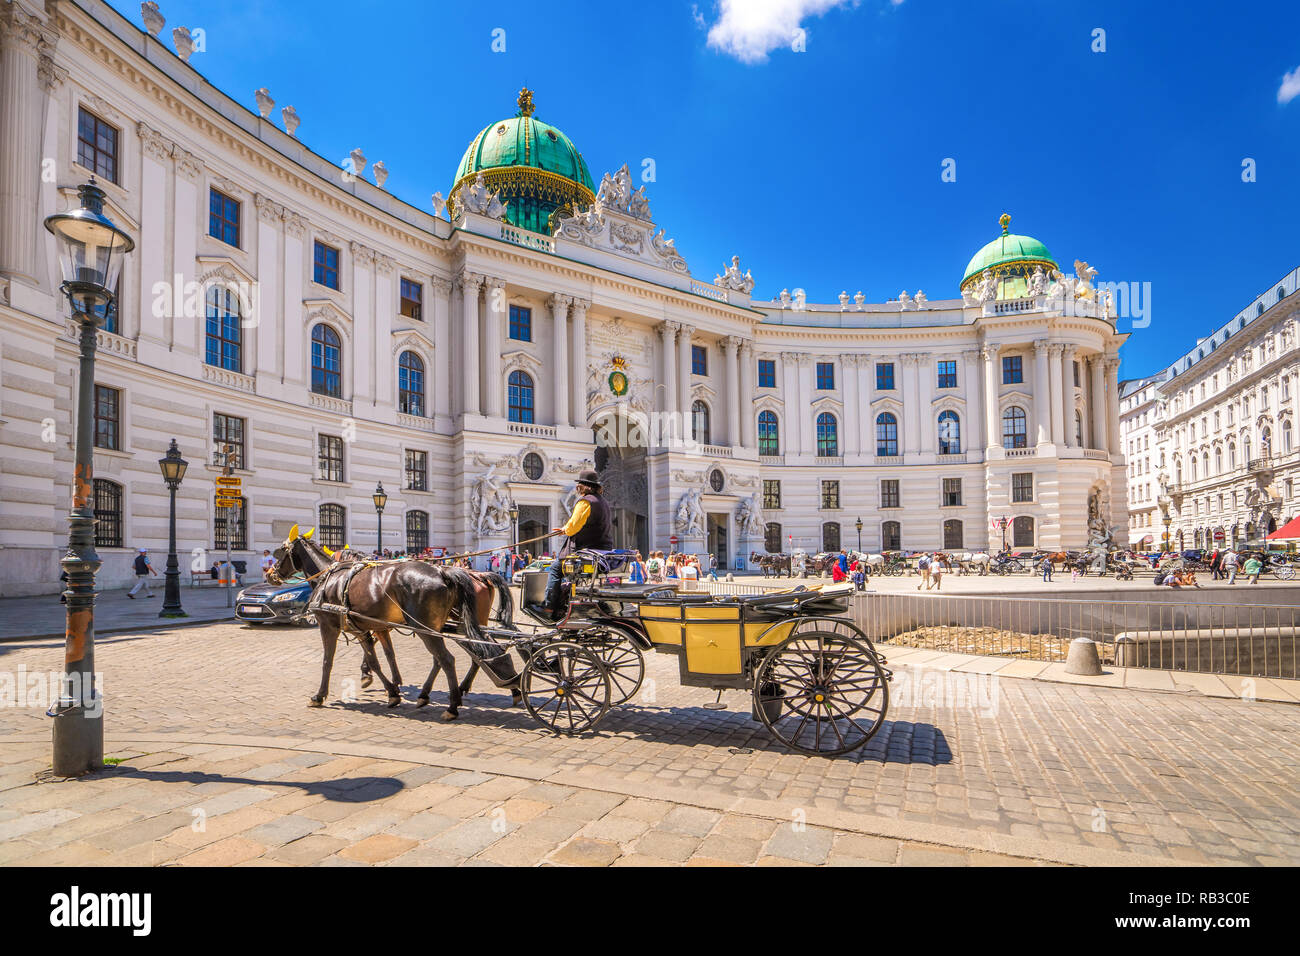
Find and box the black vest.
[568,493,613,552]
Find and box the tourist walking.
[1040,555,1053,582]
[647,551,663,583]
[707,553,718,581]
[928,554,944,591]
[1243,553,1263,584]
[1224,549,1240,584]
[629,551,646,584]
[127,548,156,598]
[916,552,931,591]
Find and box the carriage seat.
[590,582,680,600]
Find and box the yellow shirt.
[562,500,591,537]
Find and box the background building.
[0,0,1128,594]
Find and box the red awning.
[1267,515,1300,540]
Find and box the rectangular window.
[1011,472,1034,503]
[942,478,962,507]
[399,278,423,321]
[318,434,344,483]
[816,362,835,390]
[692,344,708,376]
[876,362,895,390]
[213,413,246,469]
[313,241,340,290]
[937,360,957,389]
[77,108,119,183]
[404,449,428,492]
[208,188,240,247]
[508,304,531,341]
[214,499,248,551]
[763,479,781,510]
[758,359,776,389]
[94,385,120,450]
[820,480,840,510]
[1073,361,1081,387]
[1002,355,1023,384]
[880,479,900,509]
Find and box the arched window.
[1189,455,1197,481]
[406,510,429,554]
[93,479,123,549]
[822,521,840,552]
[508,370,534,424]
[757,410,780,456]
[937,410,961,454]
[205,285,242,373]
[1215,447,1222,474]
[816,412,838,457]
[875,413,898,457]
[1075,411,1084,447]
[398,351,425,417]
[692,400,711,445]
[765,522,783,554]
[881,520,901,551]
[1012,515,1035,547]
[942,519,963,550]
[1285,420,1293,454]
[1001,406,1027,449]
[311,324,342,397]
[1228,443,1236,469]
[318,503,346,550]
[214,495,247,550]
[1202,452,1210,477]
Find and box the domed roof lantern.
[961,213,1058,299]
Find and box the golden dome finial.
[999,212,1011,235]
[517,87,535,117]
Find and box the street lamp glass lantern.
[509,505,519,522]
[158,438,188,487]
[855,517,863,533]
[372,482,387,512]
[44,181,135,316]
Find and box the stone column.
[458,271,483,416]
[781,352,802,455]
[677,324,695,427]
[796,354,814,455]
[982,344,1001,450]
[901,353,920,455]
[1090,355,1107,452]
[1046,344,1064,445]
[549,293,571,427]
[857,353,874,454]
[170,148,202,358]
[350,242,375,404]
[1033,339,1051,445]
[659,321,679,419]
[483,277,505,418]
[373,255,394,411]
[1106,357,1122,455]
[962,349,982,451]
[430,276,452,418]
[569,297,589,428]
[842,355,860,456]
[915,352,933,453]
[723,336,741,446]
[0,7,45,283]
[282,212,306,385]
[137,125,172,351]
[739,342,756,448]
[1060,345,1078,447]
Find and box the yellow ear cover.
[288,524,300,541]
[323,546,335,557]
[303,527,314,539]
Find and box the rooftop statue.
[714,255,755,294]
[458,172,508,220]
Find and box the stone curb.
[4,731,1200,868]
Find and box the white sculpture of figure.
[975,269,998,303]
[627,185,651,219]
[597,165,632,209]
[793,288,807,310]
[914,290,927,308]
[736,493,766,538]
[1046,269,1067,300]
[674,489,706,537]
[854,291,865,309]
[141,1,165,36]
[898,291,913,310]
[779,288,792,308]
[839,291,850,311]
[254,88,275,119]
[714,255,755,293]
[471,465,514,536]
[1027,265,1047,296]
[281,104,300,137]
[962,287,980,306]
[372,161,388,188]
[430,191,446,216]
[650,228,686,268]
[461,172,507,220]
[1074,260,1098,300]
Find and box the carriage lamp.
[373,482,387,555]
[158,439,188,620]
[45,180,135,777]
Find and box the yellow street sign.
[215,496,242,508]
[215,476,242,487]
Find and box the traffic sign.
[669,535,679,545]
[215,496,242,508]
[215,476,241,488]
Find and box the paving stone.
[265,834,350,865]
[633,829,703,862]
[244,814,324,847]
[424,817,515,857]
[660,805,723,837]
[384,813,458,841]
[898,843,970,866]
[578,814,652,844]
[339,834,418,863]
[762,825,835,865]
[177,836,267,866]
[548,838,621,867]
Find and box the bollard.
[1064,637,1104,676]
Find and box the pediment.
[392,326,436,357]
[197,256,257,289]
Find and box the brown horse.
[271,526,519,720]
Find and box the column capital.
[961,348,981,362]
[349,241,376,266]
[1060,343,1078,359]
[677,323,697,339]
[548,292,572,311]
[137,122,173,163]
[172,145,203,181]
[282,210,308,239]
[738,339,756,357]
[457,270,485,293]
[661,320,681,340]
[374,254,394,276]
[254,193,283,224]
[570,296,591,313]
[980,343,1001,361]
[721,335,742,354]
[1048,342,1065,357]
[1104,356,1122,373]
[1033,338,1050,353]
[900,352,919,368]
[429,275,453,295]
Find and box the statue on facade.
[674,488,706,538]
[458,172,507,220]
[470,464,514,536]
[627,185,651,220]
[714,255,755,294]
[898,291,913,310]
[792,288,807,310]
[1027,265,1047,296]
[1085,488,1115,570]
[597,165,633,209]
[779,288,792,308]
[974,269,998,303]
[1074,260,1098,300]
[914,290,927,308]
[736,493,766,538]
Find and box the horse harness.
[305,559,465,643]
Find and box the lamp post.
[509,504,520,572]
[373,482,387,557]
[998,515,1010,552]
[158,439,188,618]
[44,180,135,776]
[855,516,863,553]
[1162,513,1172,553]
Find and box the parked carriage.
[493,550,892,757]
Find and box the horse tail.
[441,567,490,647]
[442,566,518,687]
[486,571,516,631]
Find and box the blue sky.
[116,0,1300,379]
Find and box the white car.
[512,558,553,585]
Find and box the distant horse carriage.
[751,552,794,578]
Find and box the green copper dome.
[960,214,1059,299]
[450,88,596,234]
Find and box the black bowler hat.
[577,468,602,490]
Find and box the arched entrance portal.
[592,410,649,555]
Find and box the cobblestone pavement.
[1,620,1297,866]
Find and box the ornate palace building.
[1119,265,1300,552]
[0,0,1128,594]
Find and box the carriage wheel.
[753,624,889,757]
[521,640,611,736]
[1276,565,1296,581]
[585,629,645,705]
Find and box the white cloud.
[704,0,858,64]
[1279,65,1300,105]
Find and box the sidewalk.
[0,586,238,642]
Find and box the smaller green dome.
[961,214,1057,287]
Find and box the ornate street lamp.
[158,439,188,618]
[998,515,1010,553]
[509,504,520,569]
[1162,513,1172,554]
[373,482,387,556]
[44,180,135,776]
[855,516,863,553]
